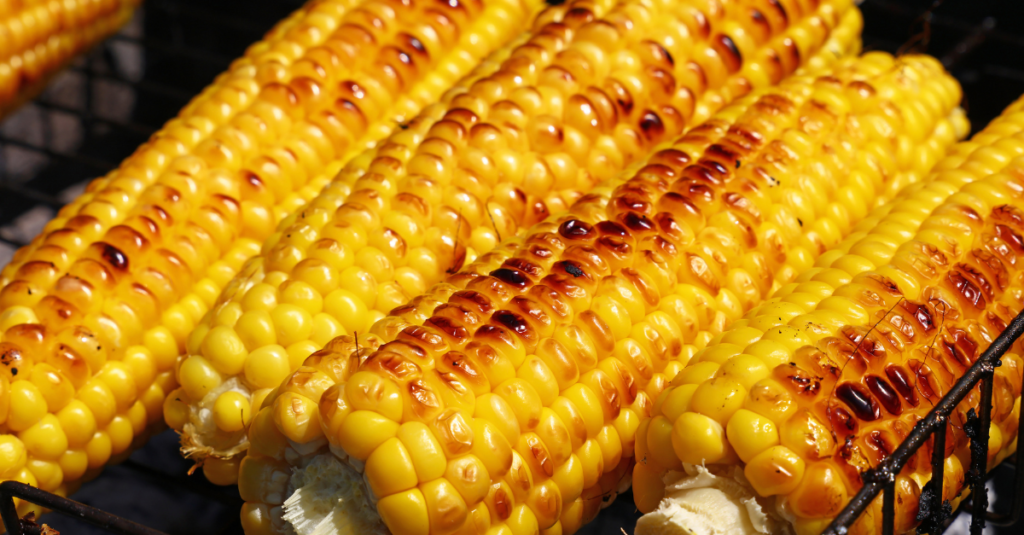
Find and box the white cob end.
[282,455,387,535]
[635,465,791,535]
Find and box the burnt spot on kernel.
[828,405,859,434]
[492,310,532,339]
[836,382,881,421]
[784,367,821,396]
[713,35,743,73]
[947,268,987,309]
[885,365,920,407]
[865,375,902,415]
[639,111,664,140]
[424,316,470,342]
[866,430,895,458]
[558,219,595,240]
[595,221,628,237]
[99,243,129,271]
[619,212,656,233]
[503,258,544,278]
[902,302,936,332]
[941,328,978,368]
[490,268,531,290]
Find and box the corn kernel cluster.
[643,95,1024,535]
[0,0,139,115]
[0,0,543,512]
[178,0,864,480]
[234,51,962,535]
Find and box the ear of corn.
[175,0,865,477]
[636,97,1024,535]
[0,0,545,514]
[0,0,139,117]
[234,51,963,535]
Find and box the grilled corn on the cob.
[0,0,138,117]
[0,0,543,512]
[635,96,1024,535]
[234,52,963,535]
[176,0,865,476]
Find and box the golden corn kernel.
[213,391,252,433]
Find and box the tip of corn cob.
[635,464,787,535]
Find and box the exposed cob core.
[636,97,1024,535]
[177,0,864,473]
[0,0,139,117]
[235,52,962,535]
[0,0,544,510]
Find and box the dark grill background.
[0,0,1021,533]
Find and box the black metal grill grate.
[2,0,1024,534]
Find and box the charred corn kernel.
[213,391,252,433]
[638,99,1024,534]
[192,0,868,488]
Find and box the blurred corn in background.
[0,0,139,118]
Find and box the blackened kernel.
[836,382,881,421]
[558,219,595,240]
[865,375,902,415]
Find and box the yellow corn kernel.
[398,421,448,483]
[26,459,63,492]
[0,435,27,478]
[213,391,252,433]
[272,392,322,444]
[85,431,112,469]
[337,410,399,460]
[107,415,134,455]
[346,371,403,421]
[202,325,249,375]
[77,378,117,427]
[672,412,728,465]
[8,380,48,432]
[243,345,291,389]
[379,488,430,535]
[203,455,241,486]
[59,449,89,482]
[56,400,97,447]
[688,377,746,424]
[179,356,222,401]
[364,437,418,497]
[725,409,780,463]
[236,309,277,349]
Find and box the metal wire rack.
[1,0,1024,534]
